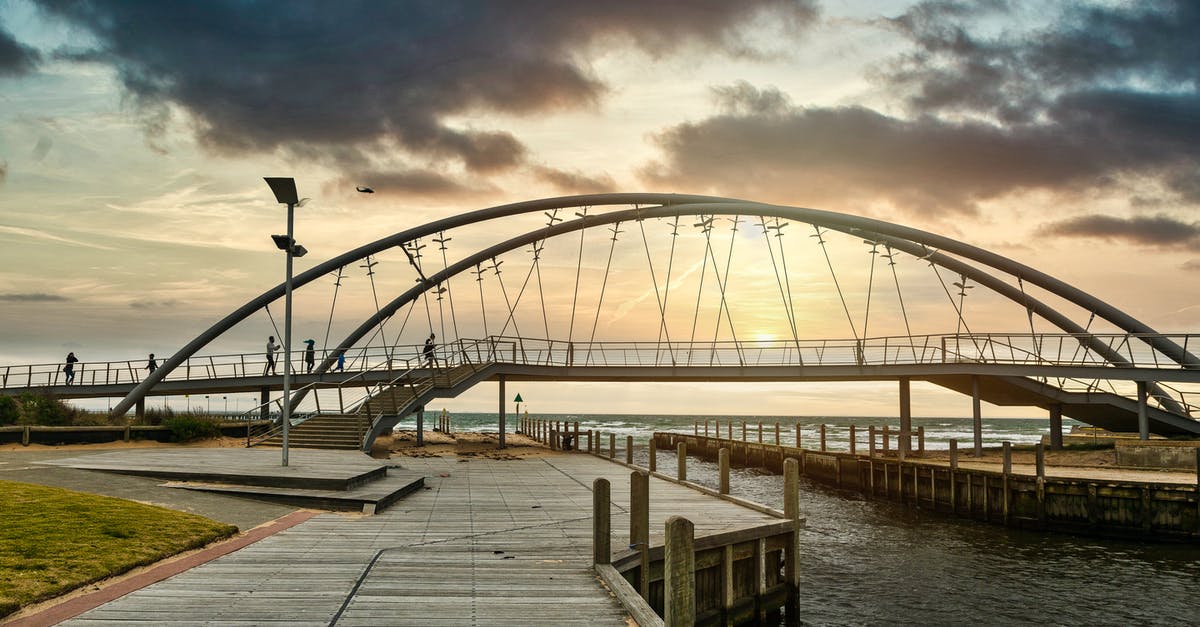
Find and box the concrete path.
[41,452,778,625]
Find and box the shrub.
[141,406,175,427]
[161,415,222,442]
[16,393,78,426]
[0,395,18,426]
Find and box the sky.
[1,0,1199,417]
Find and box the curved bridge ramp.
[927,374,1200,436]
[353,363,492,450]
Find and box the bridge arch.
[113,194,1196,420]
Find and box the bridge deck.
[62,452,778,625]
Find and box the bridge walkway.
[63,452,779,625]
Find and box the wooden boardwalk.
[64,453,779,625]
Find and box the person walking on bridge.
[265,336,279,375]
[423,333,436,368]
[303,339,315,374]
[146,353,157,374]
[63,351,78,384]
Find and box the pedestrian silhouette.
[64,351,78,384]
[303,339,315,374]
[146,353,158,374]
[336,349,346,372]
[265,336,279,375]
[423,333,436,367]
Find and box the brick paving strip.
[4,510,318,627]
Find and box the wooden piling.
[784,457,800,612]
[868,426,876,458]
[649,438,657,472]
[664,516,695,627]
[704,420,709,437]
[1002,442,1012,524]
[719,447,730,495]
[574,421,580,452]
[609,433,616,460]
[795,423,802,449]
[917,426,925,455]
[677,441,687,481]
[592,478,610,565]
[630,471,650,598]
[849,424,856,456]
[882,425,890,452]
[626,435,634,465]
[1036,442,1047,526]
[819,424,826,452]
[742,420,747,442]
[774,422,781,445]
[757,421,763,444]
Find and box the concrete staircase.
[355,364,480,419]
[257,413,369,450]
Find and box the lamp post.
[264,177,308,467]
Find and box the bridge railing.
[4,333,1200,392]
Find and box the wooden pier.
[656,432,1200,541]
[56,450,788,625]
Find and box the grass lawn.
[0,480,238,617]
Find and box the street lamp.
[264,176,307,467]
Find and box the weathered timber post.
[1002,442,1012,524]
[1049,405,1063,451]
[1137,381,1149,441]
[704,420,709,437]
[630,471,650,598]
[727,422,733,440]
[498,376,506,449]
[882,425,890,453]
[742,420,747,441]
[848,424,856,455]
[626,435,634,465]
[949,439,958,513]
[22,425,30,446]
[664,516,696,627]
[868,426,876,458]
[574,421,580,452]
[917,426,925,455]
[1035,442,1047,527]
[795,423,802,449]
[550,429,558,451]
[715,420,720,439]
[819,424,827,452]
[758,421,764,444]
[649,437,657,472]
[899,376,911,461]
[775,422,781,445]
[677,441,687,481]
[719,447,730,495]
[694,420,698,436]
[593,478,610,566]
[971,375,983,457]
[784,457,801,616]
[123,424,131,442]
[609,432,616,460]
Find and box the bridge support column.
[260,387,270,421]
[899,377,911,461]
[1137,381,1149,441]
[1049,404,1063,450]
[971,376,983,458]
[135,398,145,419]
[416,406,424,447]
[498,376,507,449]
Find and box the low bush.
[161,415,222,442]
[0,396,18,426]
[14,393,81,426]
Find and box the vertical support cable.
[882,244,918,361]
[759,217,802,364]
[567,206,589,345]
[812,226,860,345]
[434,232,460,343]
[688,216,713,366]
[585,221,622,365]
[707,217,743,365]
[638,216,673,365]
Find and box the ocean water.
[414,412,1200,625]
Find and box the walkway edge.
[3,510,319,627]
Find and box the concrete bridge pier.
[971,376,983,457]
[899,377,911,460]
[1049,404,1063,450]
[498,375,507,449]
[260,387,270,420]
[135,398,145,419]
[1137,381,1149,441]
[416,406,425,446]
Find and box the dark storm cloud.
[32,0,816,182]
[1043,214,1200,249]
[0,26,40,76]
[530,166,616,194]
[0,293,69,302]
[644,2,1200,214]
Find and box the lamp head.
[264,177,299,205]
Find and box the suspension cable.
[567,206,588,344]
[361,254,391,358]
[883,244,918,361]
[708,217,743,366]
[434,232,460,343]
[763,217,801,357]
[321,267,346,356]
[473,263,490,339]
[585,221,622,365]
[812,226,860,341]
[658,216,682,365]
[862,241,879,342]
[688,216,714,366]
[638,216,673,365]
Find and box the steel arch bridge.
[6,193,1200,450]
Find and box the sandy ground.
[0,435,250,453]
[374,430,555,461]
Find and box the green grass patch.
[0,480,237,617]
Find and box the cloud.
[530,166,616,194]
[642,2,1200,214]
[33,0,816,178]
[0,224,116,250]
[1043,214,1200,249]
[0,26,39,76]
[0,160,6,186]
[0,293,69,302]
